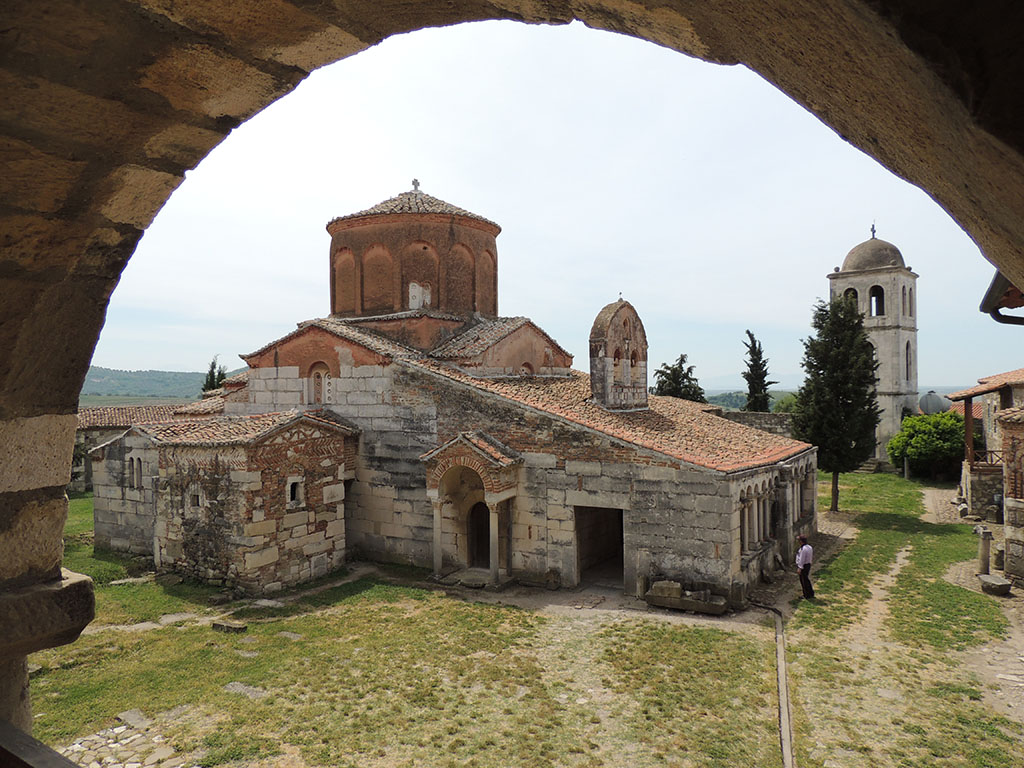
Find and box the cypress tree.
[741,329,777,412]
[792,297,881,511]
[202,355,227,392]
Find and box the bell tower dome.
[827,229,919,459]
[589,299,648,410]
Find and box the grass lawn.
[788,473,1022,768]
[37,495,780,767]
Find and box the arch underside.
[4,0,1024,730]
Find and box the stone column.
[489,506,499,585]
[976,526,993,575]
[739,498,748,551]
[430,495,443,576]
[746,501,756,550]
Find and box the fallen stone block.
[648,580,682,599]
[978,574,1012,596]
[212,620,247,633]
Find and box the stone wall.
[961,460,1004,520]
[720,411,794,437]
[71,427,125,492]
[91,433,159,555]
[154,427,352,593]
[1005,498,1024,584]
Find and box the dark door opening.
[576,506,624,586]
[468,501,490,568]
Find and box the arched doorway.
[468,501,490,569]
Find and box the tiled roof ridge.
[948,366,1024,400]
[419,429,521,466]
[77,404,181,429]
[310,317,424,359]
[336,309,467,324]
[429,316,572,362]
[399,361,812,472]
[328,189,499,230]
[134,409,358,447]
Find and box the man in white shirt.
[796,534,814,599]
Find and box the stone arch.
[309,361,332,404]
[476,250,497,316]
[403,242,439,310]
[362,245,395,313]
[843,287,859,308]
[445,244,475,313]
[333,249,356,315]
[9,0,1024,734]
[869,285,885,316]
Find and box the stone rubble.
[57,711,197,768]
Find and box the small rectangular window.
[191,494,200,507]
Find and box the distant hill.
[82,366,207,399]
[706,390,795,411]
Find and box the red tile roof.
[430,317,571,361]
[77,405,179,430]
[948,367,1024,400]
[135,410,358,447]
[403,362,812,472]
[420,431,522,467]
[997,406,1024,424]
[328,189,499,231]
[173,395,226,416]
[242,317,421,362]
[948,400,984,419]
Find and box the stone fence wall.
[718,411,794,438]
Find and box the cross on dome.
[412,178,420,193]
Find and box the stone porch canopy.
[422,431,523,504]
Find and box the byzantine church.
[91,184,817,610]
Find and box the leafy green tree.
[652,354,707,403]
[741,330,777,412]
[792,297,881,511]
[886,411,964,478]
[202,355,227,392]
[772,392,799,413]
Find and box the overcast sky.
[91,20,1015,390]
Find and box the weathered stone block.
[282,511,307,529]
[244,547,279,570]
[244,520,276,536]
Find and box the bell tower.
[589,299,648,410]
[828,230,918,459]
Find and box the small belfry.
[589,299,648,410]
[828,228,919,459]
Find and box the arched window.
[844,287,858,306]
[519,362,534,375]
[127,457,135,489]
[408,281,431,310]
[909,287,914,317]
[135,458,143,489]
[905,342,912,381]
[613,348,623,384]
[902,285,907,315]
[310,362,331,404]
[869,285,885,316]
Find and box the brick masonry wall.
[91,433,159,555]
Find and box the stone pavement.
[57,709,195,768]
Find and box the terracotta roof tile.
[948,400,984,419]
[420,431,522,467]
[242,317,422,361]
[328,190,498,230]
[402,362,811,472]
[949,367,1024,400]
[997,406,1024,424]
[430,317,570,361]
[135,410,358,447]
[77,405,179,430]
[173,395,226,416]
